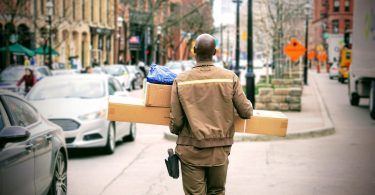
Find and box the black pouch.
[165,148,179,179]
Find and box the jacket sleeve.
[169,80,184,135]
[16,75,25,87]
[233,75,253,119]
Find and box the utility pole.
[233,0,242,77]
[220,24,223,61]
[246,0,255,105]
[303,2,311,85]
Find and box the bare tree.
[254,0,306,79]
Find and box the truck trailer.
[348,0,375,119]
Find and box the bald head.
[194,34,216,61]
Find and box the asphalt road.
[67,72,375,195]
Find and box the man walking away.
[170,34,253,195]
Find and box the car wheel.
[123,123,136,142]
[49,151,67,195]
[350,93,360,106]
[329,76,333,80]
[103,123,116,154]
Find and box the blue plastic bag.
[146,64,177,85]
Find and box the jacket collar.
[194,61,214,68]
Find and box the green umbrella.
[0,43,35,56]
[34,46,59,56]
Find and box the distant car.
[180,60,195,71]
[92,67,106,75]
[0,90,67,195]
[0,65,52,94]
[101,65,131,90]
[125,65,144,90]
[52,69,78,76]
[329,62,339,79]
[165,61,183,75]
[214,61,225,69]
[26,74,135,154]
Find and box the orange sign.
[308,51,316,60]
[317,52,327,62]
[283,38,306,62]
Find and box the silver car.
[26,74,136,154]
[0,90,67,195]
[101,65,131,91]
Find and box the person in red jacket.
[17,68,36,94]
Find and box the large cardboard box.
[144,82,172,107]
[108,97,288,137]
[108,96,170,126]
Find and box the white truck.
[327,34,343,64]
[348,0,375,119]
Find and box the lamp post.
[303,1,311,85]
[117,17,123,64]
[156,26,161,64]
[246,0,255,105]
[46,0,53,69]
[232,0,242,77]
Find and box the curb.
[164,71,335,142]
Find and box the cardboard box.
[108,97,288,137]
[144,82,172,108]
[235,110,288,137]
[108,96,170,126]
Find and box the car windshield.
[28,79,105,100]
[0,67,25,81]
[103,66,124,76]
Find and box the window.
[345,0,350,12]
[73,1,76,20]
[332,20,339,33]
[91,0,94,21]
[82,0,85,20]
[62,0,66,17]
[2,96,39,127]
[333,0,340,12]
[41,0,45,15]
[345,19,351,29]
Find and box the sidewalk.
[164,70,335,141]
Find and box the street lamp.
[303,1,311,85]
[246,0,255,106]
[156,25,161,64]
[232,0,242,77]
[46,0,53,69]
[117,17,123,64]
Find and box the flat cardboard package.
[144,82,172,107]
[108,97,288,137]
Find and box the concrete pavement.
[165,70,335,141]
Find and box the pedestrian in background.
[16,67,36,94]
[169,34,253,195]
[23,56,30,67]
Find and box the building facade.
[311,0,353,55]
[0,0,115,69]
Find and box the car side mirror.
[0,126,30,144]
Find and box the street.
[68,72,375,195]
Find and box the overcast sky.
[213,0,237,26]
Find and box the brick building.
[311,0,353,60]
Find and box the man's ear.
[213,49,216,55]
[193,47,197,54]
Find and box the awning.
[0,43,35,56]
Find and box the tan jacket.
[170,61,253,148]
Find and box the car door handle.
[45,134,53,141]
[25,143,34,151]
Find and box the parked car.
[125,65,144,90]
[0,90,67,195]
[52,69,79,76]
[166,61,194,75]
[26,74,135,154]
[101,65,131,90]
[0,65,52,94]
[329,62,339,79]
